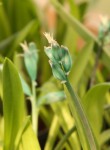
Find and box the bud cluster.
[44,33,72,83]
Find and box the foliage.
[0,0,110,150]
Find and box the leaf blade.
[3,58,25,150]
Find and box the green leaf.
[24,42,38,81]
[82,83,110,139]
[102,50,110,72]
[19,75,31,96]
[0,4,11,37]
[99,129,110,146]
[54,125,76,150]
[3,58,25,150]
[15,116,41,150]
[14,116,31,150]
[51,101,80,150]
[65,79,98,150]
[0,65,3,99]
[37,91,66,106]
[70,42,93,88]
[50,0,98,43]
[44,115,59,150]
[9,20,38,56]
[19,120,41,150]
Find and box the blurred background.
[1,0,110,149]
[1,0,110,83]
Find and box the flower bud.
[51,43,62,62]
[61,46,72,75]
[49,60,67,83]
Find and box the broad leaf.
[19,121,41,150]
[15,116,41,150]
[3,58,25,150]
[83,83,110,139]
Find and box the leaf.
[70,42,93,88]
[0,4,11,37]
[102,50,110,72]
[15,116,31,150]
[15,116,41,150]
[39,79,80,149]
[0,33,17,51]
[51,101,80,150]
[37,91,66,106]
[50,0,98,43]
[0,65,3,99]
[19,120,41,150]
[8,20,38,56]
[24,42,39,81]
[19,75,31,96]
[3,58,25,150]
[82,83,110,139]
[65,80,98,150]
[44,115,59,150]
[54,125,76,150]
[99,129,110,146]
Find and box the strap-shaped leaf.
[3,58,25,150]
[19,121,41,150]
[83,83,110,139]
[15,117,41,150]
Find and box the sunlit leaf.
[19,120,41,150]
[83,83,110,139]
[3,58,25,150]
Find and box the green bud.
[98,25,105,41]
[29,42,37,51]
[61,46,72,75]
[52,43,62,62]
[44,46,54,60]
[49,60,67,83]
[44,46,58,64]
[23,42,38,81]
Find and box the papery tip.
[20,41,28,52]
[43,32,57,45]
[49,60,52,67]
[61,80,67,84]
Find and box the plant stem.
[31,81,39,135]
[54,125,76,150]
[90,41,104,87]
[65,78,98,150]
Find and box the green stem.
[31,81,39,135]
[90,40,104,87]
[65,78,98,150]
[55,125,76,150]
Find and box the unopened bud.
[61,46,72,75]
[49,60,67,83]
